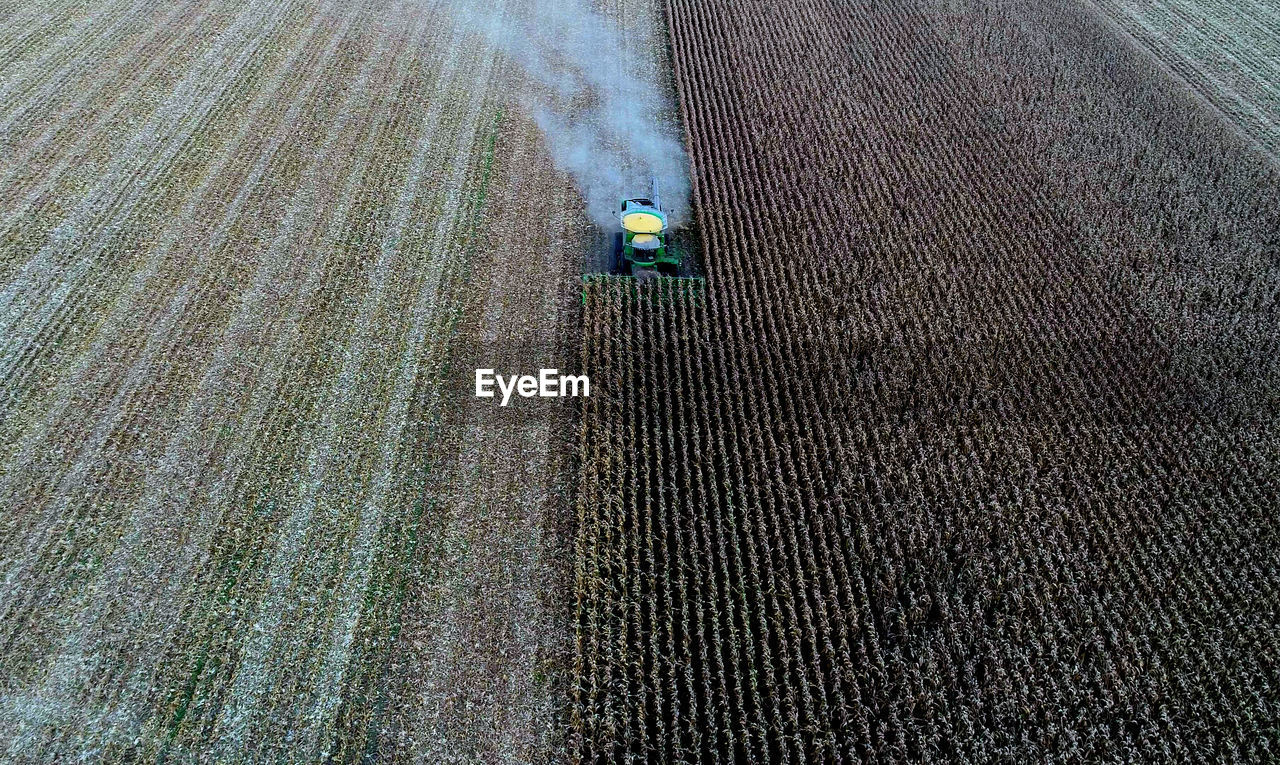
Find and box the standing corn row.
[572,0,1280,761]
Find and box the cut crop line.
[0,0,345,619]
[0,0,362,657]
[0,13,394,754]
[0,0,214,198]
[0,0,196,141]
[0,0,157,119]
[0,0,96,68]
[303,99,504,762]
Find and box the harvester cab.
[615,180,681,277]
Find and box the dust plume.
[441,0,691,227]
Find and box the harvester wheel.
[613,232,625,274]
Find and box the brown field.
[4,0,1279,762]
[572,0,1280,761]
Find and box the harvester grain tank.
[616,179,681,276]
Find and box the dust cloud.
[438,0,691,227]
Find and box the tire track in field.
[0,0,300,346]
[214,47,502,765]
[0,0,282,261]
[133,4,458,753]
[0,1,344,633]
[0,7,401,765]
[0,0,131,88]
[0,0,324,486]
[0,2,304,472]
[2,0,586,759]
[138,6,498,752]
[0,1,232,245]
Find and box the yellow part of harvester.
[632,233,657,245]
[622,211,664,234]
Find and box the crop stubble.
[1,0,581,761]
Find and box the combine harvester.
[584,177,704,303]
[613,180,681,278]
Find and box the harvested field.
[0,0,588,761]
[573,0,1280,761]
[1091,0,1280,159]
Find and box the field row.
[1091,0,1280,159]
[572,0,1280,761]
[0,0,520,760]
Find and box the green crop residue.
[356,496,440,764]
[430,106,503,393]
[354,110,503,764]
[165,548,246,740]
[168,647,207,733]
[165,499,270,744]
[217,548,246,606]
[471,109,502,224]
[388,499,427,644]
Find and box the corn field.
[3,0,1278,762]
[572,0,1280,761]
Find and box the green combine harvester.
[584,177,703,304]
[614,180,681,277]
